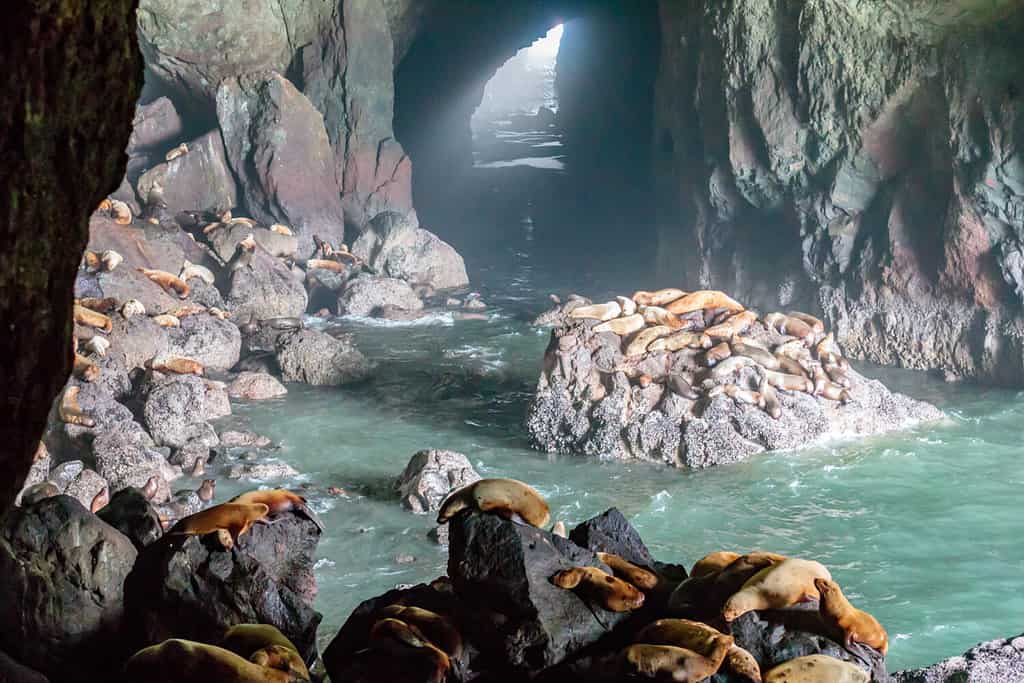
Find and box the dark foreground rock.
[0,496,137,682]
[0,650,49,683]
[125,507,322,664]
[96,487,164,551]
[892,633,1024,683]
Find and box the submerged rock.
[892,633,1024,682]
[394,449,481,514]
[275,328,373,386]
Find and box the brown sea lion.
[670,552,787,616]
[170,303,208,318]
[77,296,119,313]
[597,552,659,591]
[702,342,732,367]
[787,312,825,334]
[709,355,756,379]
[725,644,762,682]
[221,624,309,680]
[724,384,763,407]
[152,314,181,328]
[625,325,674,357]
[594,313,646,336]
[763,313,814,341]
[690,551,741,579]
[815,333,849,369]
[165,142,189,161]
[124,639,301,683]
[59,386,95,427]
[229,489,324,531]
[569,301,621,321]
[814,578,888,655]
[722,559,833,622]
[74,304,113,333]
[759,375,783,419]
[649,330,711,352]
[368,618,450,683]
[437,478,550,528]
[667,373,700,400]
[306,258,345,274]
[774,354,809,378]
[632,288,686,307]
[551,566,646,612]
[137,267,190,298]
[763,654,868,682]
[665,291,745,316]
[819,382,851,403]
[731,342,780,369]
[180,260,217,285]
[617,643,727,683]
[270,224,293,236]
[641,305,687,330]
[90,487,110,513]
[634,618,734,662]
[378,605,463,659]
[110,199,133,225]
[763,368,814,393]
[825,363,852,388]
[705,310,758,341]
[167,502,270,549]
[73,353,101,381]
[150,357,205,376]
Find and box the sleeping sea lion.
[814,578,888,655]
[124,639,300,683]
[721,558,832,622]
[625,325,674,357]
[152,314,181,328]
[180,260,217,286]
[368,618,450,683]
[725,644,763,682]
[634,619,734,662]
[437,478,550,528]
[59,386,95,427]
[137,267,190,298]
[665,291,745,316]
[616,296,638,316]
[377,605,463,659]
[150,357,205,376]
[597,552,659,590]
[632,288,686,307]
[229,489,324,531]
[763,654,868,683]
[569,301,621,321]
[641,306,687,330]
[690,551,741,579]
[221,624,309,680]
[594,313,646,336]
[73,353,101,381]
[702,342,732,367]
[763,313,814,341]
[649,330,711,352]
[705,310,758,341]
[74,304,113,333]
[617,643,727,683]
[550,566,646,612]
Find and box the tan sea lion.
[221,624,309,680]
[666,290,744,316]
[816,333,848,369]
[722,558,833,622]
[787,312,825,334]
[306,258,345,274]
[625,325,674,357]
[77,296,119,313]
[137,267,190,298]
[378,605,463,659]
[101,249,123,272]
[153,314,181,328]
[705,310,758,341]
[763,313,814,340]
[437,478,550,528]
[124,639,299,683]
[616,296,638,316]
[690,551,741,579]
[649,330,711,352]
[74,304,113,333]
[209,307,231,320]
[671,552,787,616]
[229,489,324,531]
[368,618,450,683]
[202,221,223,235]
[150,357,205,376]
[814,578,888,655]
[759,375,783,419]
[228,216,256,229]
[197,479,216,502]
[634,619,734,662]
[763,369,814,393]
[121,298,146,318]
[825,363,852,388]
[165,142,189,161]
[709,355,756,379]
[597,552,659,590]
[168,502,270,548]
[594,313,646,336]
[82,250,102,271]
[774,354,809,378]
[702,342,732,367]
[59,386,95,427]
[110,199,132,225]
[169,303,208,318]
[731,342,780,369]
[550,566,646,612]
[270,224,293,236]
[764,654,868,683]
[724,385,763,407]
[819,382,851,403]
[725,644,762,682]
[180,260,217,286]
[641,306,687,330]
[90,487,109,513]
[617,643,727,683]
[632,288,686,307]
[73,353,101,381]
[569,301,621,321]
[667,373,700,400]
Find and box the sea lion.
[724,384,763,407]
[101,249,123,272]
[167,502,270,548]
[667,373,700,400]
[209,307,231,320]
[787,312,825,334]
[137,267,190,298]
[202,221,223,235]
[569,301,622,321]
[759,375,783,419]
[819,382,851,403]
[150,357,205,376]
[825,363,852,388]
[437,478,550,528]
[763,313,814,341]
[625,325,674,357]
[74,304,113,333]
[709,355,755,379]
[306,258,345,274]
[690,551,741,579]
[165,142,189,161]
[813,578,888,655]
[270,224,293,236]
[90,487,110,513]
[670,552,787,616]
[197,478,216,502]
[666,290,745,316]
[124,639,300,683]
[725,644,762,683]
[731,342,779,369]
[121,298,146,318]
[632,288,686,307]
[774,354,809,378]
[705,310,758,341]
[77,296,119,313]
[378,605,463,659]
[762,368,814,393]
[597,552,659,591]
[617,644,726,683]
[180,260,217,286]
[59,386,95,427]
[641,306,687,330]
[649,330,711,352]
[763,654,868,683]
[228,216,256,229]
[702,342,732,367]
[221,624,309,680]
[169,303,208,318]
[634,619,734,662]
[73,353,101,381]
[152,314,181,328]
[594,313,646,336]
[721,558,833,622]
[229,489,324,531]
[368,618,450,683]
[616,296,638,316]
[110,199,132,225]
[550,566,646,612]
[815,333,849,369]
[82,250,102,271]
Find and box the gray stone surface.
[892,634,1024,683]
[337,274,423,317]
[275,328,373,386]
[394,449,481,514]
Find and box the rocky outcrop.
[352,211,469,290]
[96,487,164,551]
[228,371,288,400]
[142,374,219,449]
[275,328,374,386]
[337,273,424,317]
[165,313,241,372]
[394,449,481,513]
[136,130,237,215]
[892,633,1024,682]
[0,496,138,682]
[226,245,309,321]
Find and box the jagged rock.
[217,71,346,257]
[218,430,273,448]
[0,649,49,683]
[568,507,657,569]
[533,295,593,327]
[394,449,481,514]
[136,130,238,216]
[165,313,241,372]
[337,274,424,317]
[228,371,288,400]
[892,633,1024,682]
[63,469,108,511]
[227,461,300,480]
[125,507,322,663]
[142,374,220,449]
[0,496,137,682]
[96,487,164,551]
[208,223,299,262]
[275,328,373,386]
[126,96,184,156]
[92,430,173,504]
[226,245,308,321]
[352,211,468,291]
[47,461,84,492]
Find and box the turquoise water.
[208,231,1024,672]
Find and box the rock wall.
[653,0,1024,384]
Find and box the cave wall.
[0,0,143,511]
[653,0,1024,384]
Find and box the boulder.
[126,96,184,156]
[216,71,345,257]
[164,313,242,372]
[226,245,308,321]
[63,469,108,511]
[352,211,469,291]
[0,496,137,681]
[14,446,50,506]
[337,274,423,317]
[275,329,373,386]
[92,430,174,504]
[218,430,273,448]
[142,374,220,449]
[208,223,298,262]
[46,460,84,492]
[892,633,1024,682]
[125,507,322,663]
[77,265,182,316]
[568,507,657,569]
[394,449,480,514]
[136,130,237,215]
[96,487,164,551]
[107,313,170,371]
[227,372,288,400]
[0,649,49,683]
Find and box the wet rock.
[136,130,238,216]
[337,274,424,317]
[219,430,273,448]
[371,304,427,321]
[96,488,164,551]
[0,496,137,681]
[226,245,308,321]
[0,649,49,683]
[568,507,657,569]
[125,507,322,663]
[169,440,209,473]
[352,211,469,291]
[217,71,346,257]
[233,352,281,376]
[227,461,300,481]
[892,632,1024,682]
[228,371,288,400]
[142,374,220,449]
[275,328,373,386]
[394,449,481,514]
[165,313,242,372]
[92,430,174,504]
[126,96,184,157]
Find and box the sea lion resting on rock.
[437,478,550,528]
[74,303,112,332]
[814,578,888,655]
[597,552,659,590]
[726,644,763,682]
[635,619,734,660]
[595,313,645,336]
[73,353,101,381]
[632,288,686,307]
[137,267,190,298]
[722,558,832,622]
[763,654,868,683]
[377,605,463,659]
[569,301,621,321]
[59,385,95,427]
[149,357,204,376]
[551,565,646,612]
[666,290,744,316]
[690,551,742,579]
[670,552,787,616]
[229,489,324,531]
[125,639,305,683]
[368,618,450,683]
[167,502,270,549]
[221,624,309,680]
[616,643,728,683]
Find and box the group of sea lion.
[566,288,855,417]
[356,603,463,683]
[435,478,887,682]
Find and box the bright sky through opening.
[527,24,564,60]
